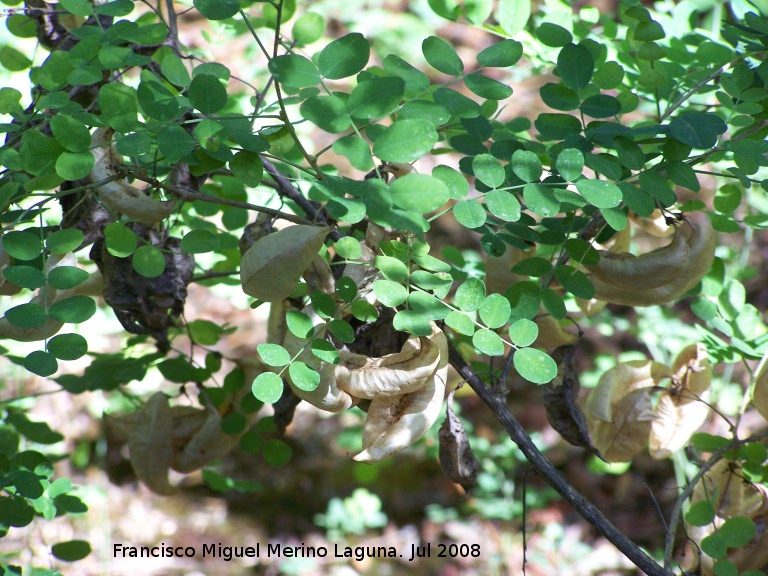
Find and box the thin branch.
[126,171,316,226]
[447,344,675,576]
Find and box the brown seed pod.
[629,209,675,237]
[588,217,716,307]
[91,128,176,224]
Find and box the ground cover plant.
[0,0,767,574]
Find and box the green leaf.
[193,0,239,20]
[46,228,84,255]
[47,333,88,360]
[3,266,44,290]
[685,500,716,527]
[221,412,246,436]
[523,183,560,217]
[511,150,542,183]
[719,516,755,548]
[422,36,463,76]
[257,343,291,367]
[289,362,320,391]
[137,80,181,121]
[301,95,350,133]
[508,319,538,347]
[433,165,469,199]
[408,291,450,320]
[557,43,594,91]
[638,170,675,206]
[485,189,521,222]
[252,372,283,404]
[433,87,482,118]
[20,132,63,176]
[25,351,58,377]
[263,438,292,466]
[555,265,595,299]
[669,113,727,149]
[351,300,378,322]
[455,277,486,312]
[540,83,579,111]
[537,23,572,47]
[389,173,449,214]
[453,199,486,228]
[714,184,742,214]
[375,255,409,282]
[229,150,264,188]
[49,115,91,153]
[479,293,511,329]
[335,238,361,261]
[556,149,584,181]
[496,0,531,37]
[393,309,434,336]
[593,61,625,90]
[269,54,320,88]
[580,94,621,118]
[0,45,32,71]
[188,74,227,115]
[348,77,405,120]
[160,54,191,87]
[473,154,505,188]
[575,179,622,209]
[3,230,43,261]
[293,12,326,45]
[5,303,46,329]
[373,120,438,163]
[510,256,553,276]
[514,347,556,384]
[181,229,219,254]
[318,33,369,79]
[477,39,523,67]
[445,310,475,336]
[103,222,137,258]
[472,328,505,356]
[328,319,355,343]
[311,339,339,364]
[98,83,138,132]
[667,161,699,192]
[534,113,582,140]
[464,74,513,100]
[158,125,196,163]
[373,279,408,307]
[48,295,96,323]
[132,245,165,278]
[55,152,94,181]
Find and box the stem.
[448,344,674,576]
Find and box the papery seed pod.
[588,217,715,307]
[590,387,657,462]
[753,361,768,423]
[485,243,536,297]
[629,209,675,237]
[586,223,689,289]
[586,359,671,422]
[91,128,176,224]
[336,325,448,399]
[533,312,578,348]
[128,392,178,495]
[354,364,449,463]
[240,225,331,302]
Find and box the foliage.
[0,0,767,574]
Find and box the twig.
[447,344,675,576]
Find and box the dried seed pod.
[336,325,448,399]
[128,392,178,495]
[586,359,671,422]
[588,217,716,307]
[590,387,657,462]
[354,364,449,463]
[543,345,601,457]
[753,362,768,423]
[586,222,690,289]
[240,225,331,302]
[485,243,536,297]
[91,128,176,224]
[533,312,578,348]
[438,391,479,493]
[629,209,675,238]
[649,343,712,459]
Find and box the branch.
[260,157,342,241]
[447,344,675,576]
